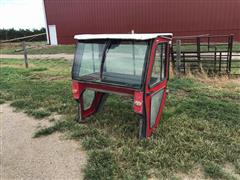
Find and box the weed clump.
[26,109,51,119]
[0,99,5,104]
[203,161,234,179]
[84,150,118,180]
[31,67,48,72]
[34,120,74,137]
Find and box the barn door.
[48,25,58,45]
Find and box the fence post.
[219,52,222,74]
[228,35,233,74]
[214,47,217,73]
[197,37,201,70]
[207,36,210,51]
[176,39,181,76]
[22,41,28,68]
[183,52,186,74]
[171,45,175,71]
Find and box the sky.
[0,0,45,30]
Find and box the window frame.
[72,39,151,90]
[148,42,168,88]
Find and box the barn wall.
[44,0,240,44]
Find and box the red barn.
[43,0,240,45]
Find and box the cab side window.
[150,43,166,86]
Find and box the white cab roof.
[74,33,173,40]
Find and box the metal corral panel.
[44,0,240,44]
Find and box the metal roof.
[74,33,173,40]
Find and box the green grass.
[0,99,5,104]
[0,58,74,118]
[0,58,240,179]
[203,161,236,179]
[1,42,75,54]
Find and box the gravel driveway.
[0,103,86,179]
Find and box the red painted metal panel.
[44,0,240,44]
[133,91,143,114]
[144,37,169,137]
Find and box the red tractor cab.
[71,33,172,138]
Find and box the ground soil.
[0,103,86,179]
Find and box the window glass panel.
[102,41,148,88]
[150,89,164,128]
[72,40,149,89]
[82,89,95,110]
[73,41,106,80]
[150,43,166,86]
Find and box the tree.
[0,28,47,41]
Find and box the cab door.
[144,37,169,137]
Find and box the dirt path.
[0,103,86,179]
[0,53,74,60]
[1,53,240,61]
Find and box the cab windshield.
[72,40,150,89]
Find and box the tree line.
[0,28,47,41]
